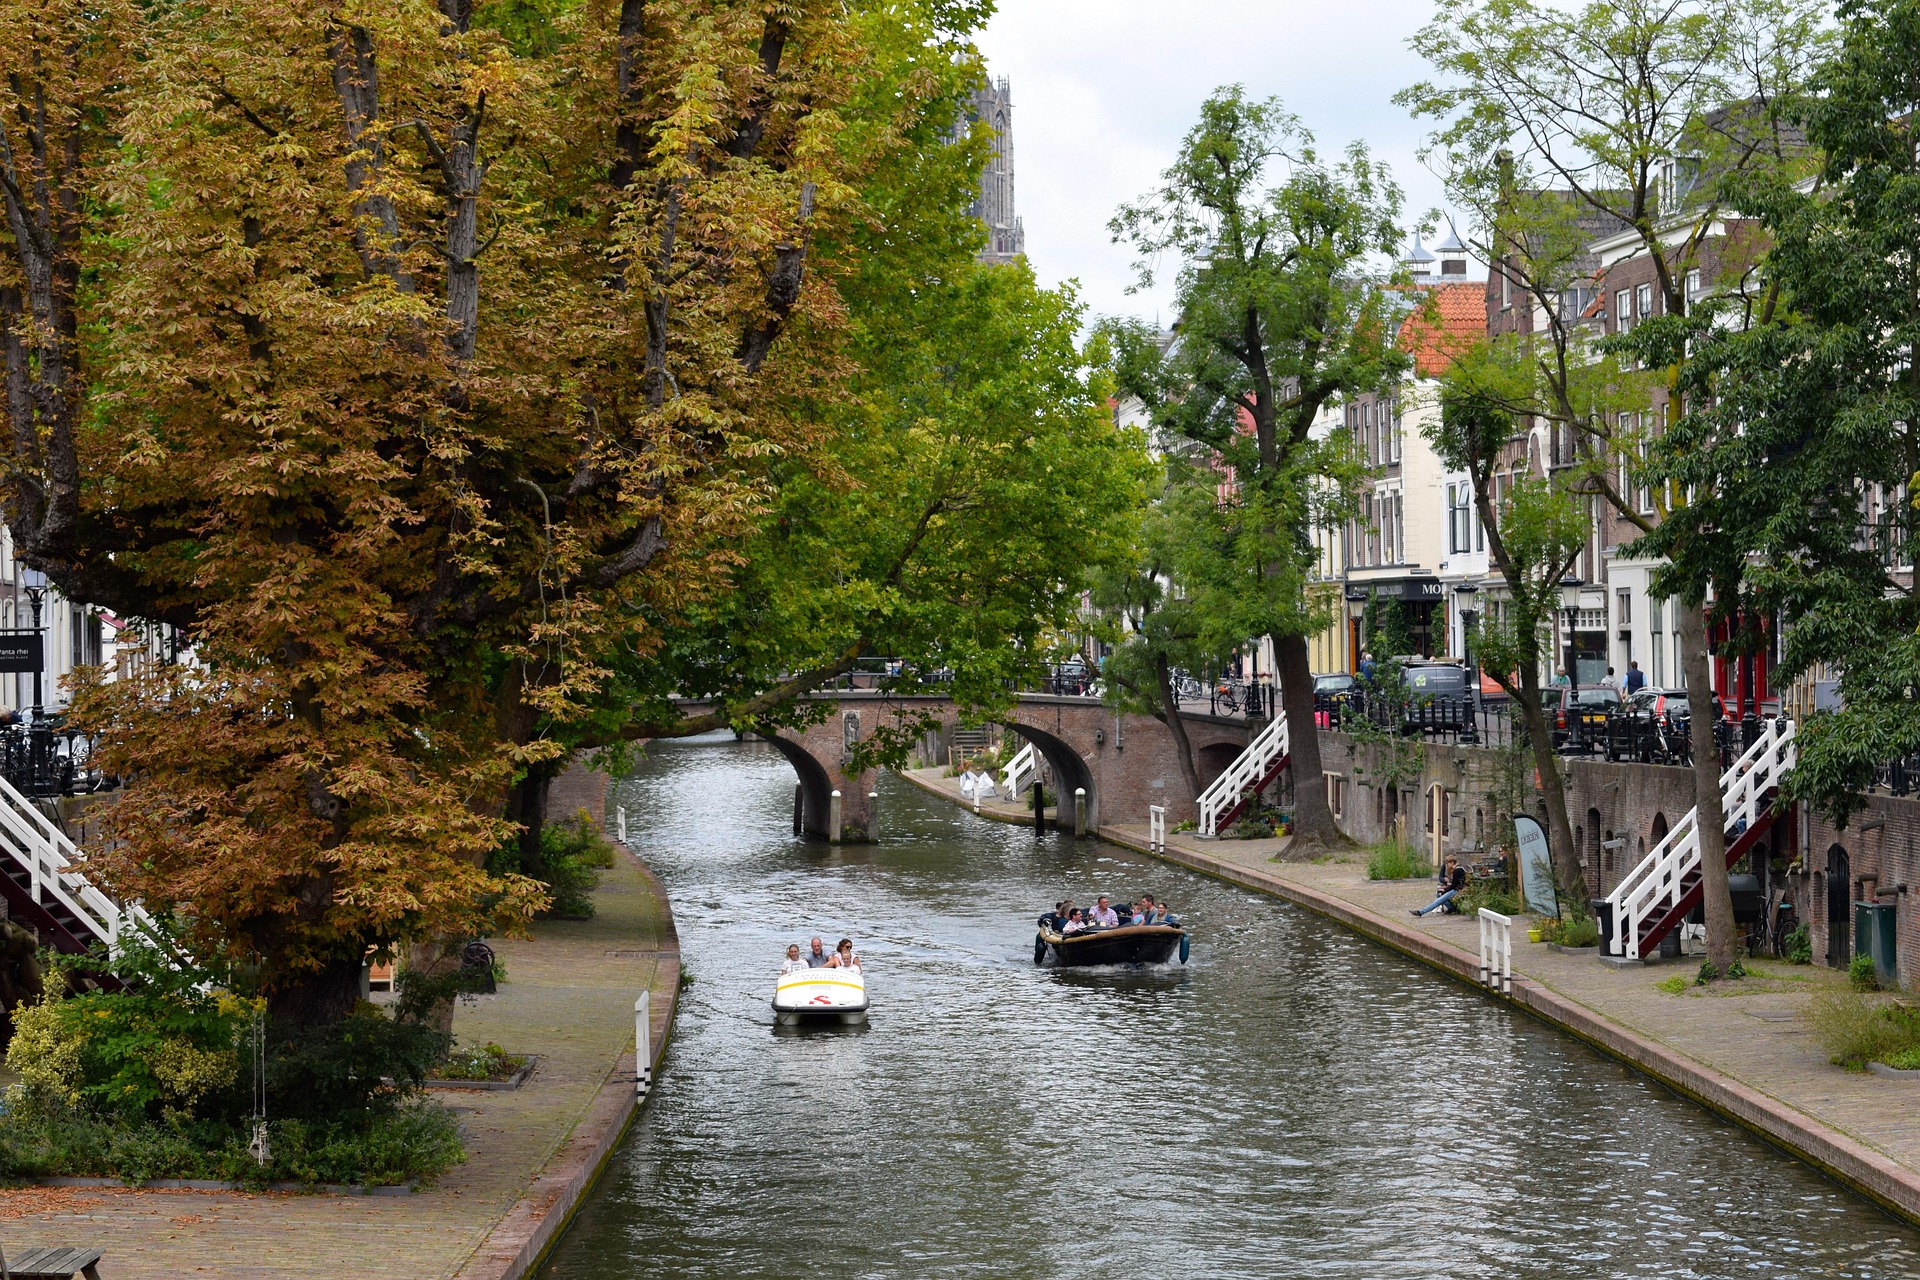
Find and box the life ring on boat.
[1033,933,1047,965]
[1179,933,1190,965]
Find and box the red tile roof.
[1399,282,1487,379]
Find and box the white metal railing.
[1478,908,1513,994]
[0,773,162,953]
[1604,717,1797,958]
[1002,742,1038,798]
[1148,804,1166,852]
[1197,715,1290,837]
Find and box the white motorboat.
[772,966,871,1025]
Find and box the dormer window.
[1659,155,1703,211]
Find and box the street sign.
[0,632,42,673]
[1515,813,1557,915]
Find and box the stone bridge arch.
[999,720,1099,829]
[760,733,841,840]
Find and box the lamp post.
[20,567,47,723]
[1558,577,1584,752]
[1456,584,1481,745]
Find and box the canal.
[543,734,1920,1278]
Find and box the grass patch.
[1656,976,1690,995]
[1365,839,1430,881]
[1806,989,1920,1070]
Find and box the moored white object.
[772,966,870,1025]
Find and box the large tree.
[1401,0,1826,968]
[3,0,1127,1024]
[1106,88,1409,853]
[1636,0,1920,831]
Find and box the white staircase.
[1604,717,1797,959]
[0,773,159,956]
[1002,742,1038,798]
[1198,715,1291,837]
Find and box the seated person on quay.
[1411,855,1467,918]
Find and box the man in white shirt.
[1090,896,1119,928]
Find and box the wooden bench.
[2,1245,105,1279]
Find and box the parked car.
[1552,684,1621,750]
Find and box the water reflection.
[543,734,1920,1279]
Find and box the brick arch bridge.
[674,692,1267,841]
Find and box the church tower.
[964,77,1026,265]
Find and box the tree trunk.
[1514,662,1585,916]
[1273,631,1351,851]
[1677,600,1735,973]
[266,953,368,1029]
[1152,652,1203,820]
[508,760,555,879]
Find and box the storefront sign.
[1347,578,1445,603]
[0,632,41,673]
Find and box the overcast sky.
[974,0,1459,328]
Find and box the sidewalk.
[902,764,1920,1227]
[0,837,679,1280]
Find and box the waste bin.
[1591,898,1616,956]
[1856,902,1899,989]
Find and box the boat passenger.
[806,936,831,967]
[1159,904,1180,927]
[1131,894,1158,925]
[1090,896,1119,929]
[824,937,861,969]
[780,944,810,974]
[1061,908,1086,935]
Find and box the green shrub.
[1807,989,1920,1069]
[0,1096,464,1187]
[1456,881,1524,918]
[1850,953,1880,991]
[1543,915,1600,948]
[1785,923,1813,965]
[434,1041,528,1082]
[1226,816,1275,839]
[1656,976,1689,995]
[1365,840,1429,881]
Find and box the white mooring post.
[616,805,628,845]
[1148,804,1166,853]
[634,989,653,1098]
[1074,788,1087,838]
[1478,908,1513,995]
[868,791,879,841]
[829,789,843,844]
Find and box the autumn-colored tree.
[1,0,1080,1025]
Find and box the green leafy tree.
[1401,0,1827,966]
[1435,359,1592,903]
[1637,0,1920,833]
[1091,454,1301,812]
[1105,87,1409,852]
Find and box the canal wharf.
[0,767,679,1280]
[901,764,1920,1231]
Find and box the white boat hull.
[772,968,870,1025]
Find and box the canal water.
[543,734,1920,1279]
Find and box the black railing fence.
[1313,691,1517,749]
[0,723,109,798]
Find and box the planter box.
[425,1055,537,1092]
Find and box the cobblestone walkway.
[0,842,676,1279]
[901,765,1920,1222]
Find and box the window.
[1637,283,1654,322]
[1616,288,1633,332]
[1326,773,1346,819]
[1386,400,1401,464]
[1501,270,1512,309]
[1617,588,1631,627]
[1475,500,1485,552]
[1685,268,1702,299]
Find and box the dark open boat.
[1034,922,1188,967]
